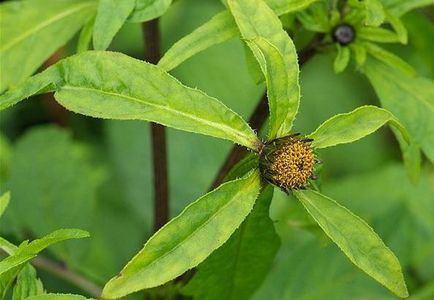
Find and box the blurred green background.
[0,0,433,298]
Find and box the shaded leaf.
[293,189,408,298]
[12,264,44,300]
[92,0,135,50]
[228,0,300,138]
[0,0,96,92]
[382,0,434,16]
[0,192,9,218]
[364,59,434,164]
[77,16,95,53]
[0,52,259,150]
[183,186,279,300]
[333,44,350,73]
[350,42,367,66]
[102,171,262,299]
[128,0,173,23]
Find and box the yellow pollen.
[269,139,315,189]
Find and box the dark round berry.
[333,24,356,45]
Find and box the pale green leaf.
[158,11,238,72]
[385,11,408,44]
[24,294,90,300]
[12,264,44,300]
[247,38,299,139]
[364,58,434,164]
[358,27,400,43]
[183,186,280,300]
[308,105,420,181]
[77,16,95,53]
[0,238,19,299]
[92,0,135,50]
[0,237,17,256]
[0,0,96,92]
[128,0,172,23]
[350,43,367,66]
[293,189,408,298]
[333,44,350,73]
[0,229,89,275]
[228,0,300,138]
[0,51,260,150]
[0,192,10,218]
[364,0,385,26]
[159,0,317,72]
[382,0,434,16]
[364,42,416,76]
[102,171,262,299]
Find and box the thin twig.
[208,43,319,191]
[142,19,169,232]
[32,256,102,298]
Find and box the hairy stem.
[142,19,169,232]
[209,43,319,191]
[32,256,102,298]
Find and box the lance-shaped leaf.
[102,171,262,299]
[364,0,385,26]
[0,238,19,299]
[246,38,298,139]
[0,229,89,275]
[158,0,317,72]
[128,0,173,23]
[228,0,300,138]
[92,0,135,50]
[358,27,400,43]
[0,51,260,150]
[0,192,10,218]
[364,42,415,76]
[364,58,434,165]
[308,105,420,181]
[334,44,350,73]
[293,189,408,298]
[0,0,96,92]
[183,185,280,300]
[12,264,44,300]
[382,0,434,17]
[24,294,90,300]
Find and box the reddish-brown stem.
[142,19,169,232]
[208,44,319,191]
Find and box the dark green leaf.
[0,0,96,92]
[293,189,408,298]
[93,0,135,50]
[183,186,280,300]
[102,171,262,299]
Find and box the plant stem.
[32,256,102,298]
[142,19,169,232]
[209,43,319,191]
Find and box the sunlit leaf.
[77,16,95,53]
[128,0,173,23]
[364,0,385,26]
[293,189,408,298]
[358,27,400,43]
[0,0,96,92]
[385,11,408,44]
[333,44,350,73]
[24,294,90,300]
[0,192,10,218]
[0,51,260,150]
[0,229,89,275]
[364,58,434,164]
[12,264,44,300]
[382,0,434,16]
[102,171,262,299]
[92,0,135,50]
[228,0,300,138]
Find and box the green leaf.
[0,192,9,218]
[128,0,173,23]
[293,189,408,298]
[364,42,416,76]
[92,0,135,50]
[0,237,17,256]
[158,11,238,72]
[364,58,434,164]
[228,0,300,138]
[24,294,90,300]
[246,38,299,139]
[382,0,434,17]
[333,44,351,73]
[364,0,385,26]
[350,43,367,66]
[159,0,317,72]
[0,52,260,150]
[0,229,89,276]
[183,186,280,300]
[12,264,44,300]
[102,170,262,299]
[385,11,408,44]
[0,0,96,92]
[358,27,400,43]
[77,16,95,53]
[308,105,420,181]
